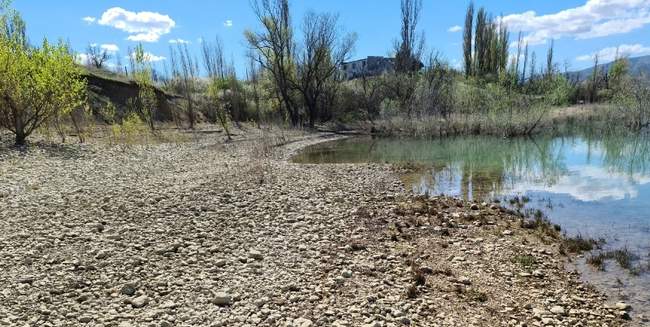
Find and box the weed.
[512,254,537,269]
[560,235,602,254]
[466,289,488,302]
[406,284,418,299]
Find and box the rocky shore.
[0,130,634,326]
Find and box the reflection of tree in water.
[296,132,650,200]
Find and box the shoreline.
[0,129,634,326]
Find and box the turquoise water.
[294,134,650,317]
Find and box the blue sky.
[13,0,650,76]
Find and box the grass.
[586,248,641,273]
[465,289,489,303]
[559,235,602,255]
[512,254,537,269]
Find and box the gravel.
[0,130,633,326]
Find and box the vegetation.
[1,0,649,146]
[0,3,86,146]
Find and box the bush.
[0,11,86,145]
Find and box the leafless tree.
[86,44,111,69]
[245,0,300,126]
[246,51,262,126]
[169,43,199,129]
[294,12,355,128]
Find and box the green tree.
[462,1,474,77]
[0,8,86,146]
[129,44,157,131]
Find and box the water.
[294,134,650,317]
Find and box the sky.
[12,0,650,76]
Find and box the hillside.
[570,55,650,81]
[81,67,182,122]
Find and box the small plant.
[466,289,488,302]
[560,235,601,254]
[512,254,536,269]
[406,284,418,299]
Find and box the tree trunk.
[15,130,26,146]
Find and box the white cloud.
[98,7,175,43]
[169,38,190,44]
[128,52,166,63]
[448,25,462,33]
[501,0,650,45]
[223,20,233,28]
[197,37,204,43]
[75,53,90,65]
[100,43,120,53]
[82,16,96,24]
[577,43,650,62]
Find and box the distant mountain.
[568,55,650,82]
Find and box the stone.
[249,250,263,260]
[615,302,631,311]
[130,295,149,308]
[294,317,313,327]
[211,292,233,306]
[215,259,227,267]
[502,230,513,236]
[121,283,137,296]
[550,306,565,315]
[342,270,353,278]
[78,316,93,323]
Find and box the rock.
[293,317,313,327]
[78,316,93,323]
[95,250,110,259]
[618,311,631,320]
[502,230,513,236]
[550,306,565,315]
[215,259,227,267]
[342,270,353,278]
[249,250,263,260]
[457,277,471,285]
[121,283,137,296]
[470,203,479,210]
[211,292,233,306]
[130,295,149,308]
[532,269,544,277]
[615,302,631,311]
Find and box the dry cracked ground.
[0,130,638,326]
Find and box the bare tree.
[294,12,355,128]
[201,36,233,139]
[246,51,262,126]
[169,43,199,129]
[245,0,300,126]
[86,44,111,69]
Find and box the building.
[341,56,395,80]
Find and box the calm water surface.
[294,134,650,318]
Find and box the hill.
[569,55,650,81]
[81,67,182,122]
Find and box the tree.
[294,12,355,128]
[0,13,86,145]
[245,0,300,125]
[545,39,554,79]
[394,0,423,73]
[169,43,199,129]
[201,36,233,139]
[86,43,111,69]
[129,44,157,131]
[246,51,263,126]
[462,1,474,77]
